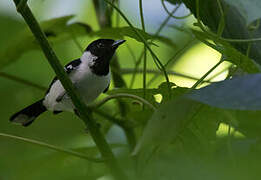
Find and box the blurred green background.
[1,0,254,180]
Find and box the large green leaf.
[187,74,261,110]
[183,0,261,66]
[0,15,92,69]
[133,98,202,154]
[224,0,261,25]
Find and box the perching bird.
[10,39,125,126]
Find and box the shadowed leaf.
[0,15,92,69]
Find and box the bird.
[10,39,126,127]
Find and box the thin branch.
[70,30,84,53]
[91,93,156,111]
[0,72,47,91]
[139,0,147,100]
[119,68,214,83]
[12,1,127,179]
[0,133,104,162]
[104,0,170,85]
[161,0,191,19]
[16,0,28,12]
[155,5,181,36]
[191,59,223,89]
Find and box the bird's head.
[83,39,126,75]
[85,39,125,60]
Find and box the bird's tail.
[10,99,46,127]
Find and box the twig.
[0,72,47,91]
[191,59,223,89]
[120,68,214,83]
[139,0,147,100]
[161,0,191,19]
[104,0,170,86]
[0,133,104,162]
[91,93,156,111]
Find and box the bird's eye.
[97,43,103,48]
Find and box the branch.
[0,72,47,91]
[0,133,104,162]
[118,68,214,83]
[91,93,156,111]
[12,1,127,179]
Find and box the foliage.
[1,0,261,179]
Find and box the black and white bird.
[10,39,125,126]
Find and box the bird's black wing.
[45,59,81,95]
[64,58,81,74]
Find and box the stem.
[91,93,156,111]
[119,68,214,83]
[16,0,27,12]
[139,0,147,99]
[70,30,84,53]
[130,6,180,88]
[147,38,196,86]
[216,0,225,37]
[0,72,47,91]
[12,1,127,179]
[129,51,144,88]
[161,0,191,19]
[191,59,223,89]
[104,0,170,85]
[155,5,181,36]
[0,133,104,162]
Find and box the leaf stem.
[0,133,104,162]
[139,0,147,100]
[91,93,156,111]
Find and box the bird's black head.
[85,39,125,76]
[86,39,125,59]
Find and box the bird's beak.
[112,40,126,48]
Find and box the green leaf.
[224,0,261,25]
[193,30,261,73]
[133,98,202,154]
[89,26,176,46]
[187,74,261,110]
[0,15,92,69]
[222,110,261,138]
